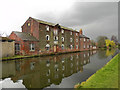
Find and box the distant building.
[0,37,15,57]
[9,17,91,55]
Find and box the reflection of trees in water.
[98,49,117,59]
[98,50,107,59]
[106,49,116,56]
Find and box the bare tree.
[111,35,118,45]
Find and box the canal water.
[0,49,118,89]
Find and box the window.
[46,44,50,51]
[46,35,50,41]
[61,44,64,50]
[76,39,78,42]
[88,53,89,56]
[87,39,89,42]
[27,23,30,26]
[15,43,20,51]
[54,29,58,35]
[84,38,86,42]
[84,54,86,58]
[30,43,35,51]
[84,44,86,49]
[70,45,73,49]
[54,36,58,41]
[70,38,73,42]
[76,33,78,36]
[46,26,49,31]
[87,45,89,48]
[61,37,64,42]
[70,31,72,35]
[62,29,64,34]
[76,45,78,49]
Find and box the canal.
[0,49,118,89]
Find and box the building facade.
[9,17,91,55]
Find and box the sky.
[0,0,119,41]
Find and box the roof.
[0,37,14,42]
[13,31,38,41]
[79,34,89,39]
[32,17,78,32]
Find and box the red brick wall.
[9,32,39,55]
[79,38,90,51]
[22,17,39,40]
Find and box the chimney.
[79,29,83,35]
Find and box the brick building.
[9,17,90,55]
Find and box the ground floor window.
[87,45,89,48]
[46,44,50,51]
[30,43,35,51]
[15,43,20,51]
[70,45,73,50]
[84,44,86,49]
[76,45,78,49]
[61,44,64,50]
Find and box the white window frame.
[84,44,86,49]
[76,39,78,42]
[46,26,49,31]
[54,29,58,35]
[46,35,50,41]
[15,43,20,51]
[70,38,73,42]
[70,45,73,50]
[62,29,64,34]
[54,36,58,41]
[30,43,35,51]
[84,54,86,58]
[76,33,78,36]
[84,38,86,42]
[87,45,89,48]
[61,37,64,42]
[46,44,50,51]
[61,44,64,50]
[70,31,72,35]
[76,45,78,49]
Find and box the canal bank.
[75,53,119,88]
[1,50,97,61]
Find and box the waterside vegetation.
[75,53,119,88]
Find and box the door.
[53,45,57,53]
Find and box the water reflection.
[1,49,117,89]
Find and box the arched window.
[61,37,64,42]
[46,35,50,41]
[54,36,58,41]
[46,44,50,51]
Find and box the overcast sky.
[0,0,119,40]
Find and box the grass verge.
[75,53,119,88]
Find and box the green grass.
[1,55,30,60]
[75,53,119,88]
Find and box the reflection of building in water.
[1,51,97,88]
